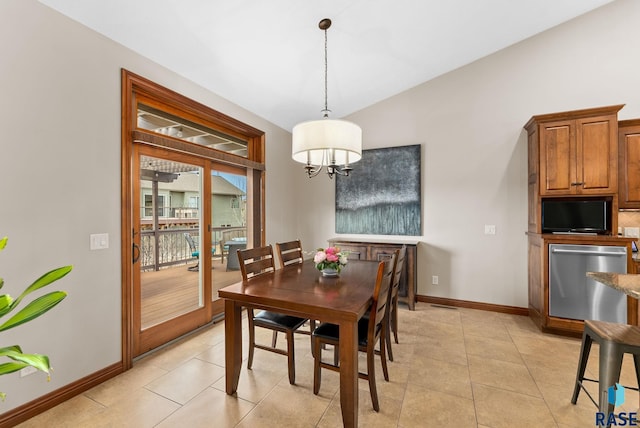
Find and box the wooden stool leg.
[571,330,593,404]
[598,340,624,424]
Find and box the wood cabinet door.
[576,115,617,194]
[539,120,574,195]
[619,122,640,208]
[335,244,368,260]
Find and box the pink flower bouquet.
[313,246,349,273]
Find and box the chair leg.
[598,340,624,424]
[313,336,321,395]
[571,330,593,404]
[286,330,296,385]
[333,344,339,366]
[247,310,256,370]
[386,316,394,362]
[392,298,399,344]
[380,331,389,382]
[367,345,380,412]
[271,331,278,348]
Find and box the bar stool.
[571,319,640,423]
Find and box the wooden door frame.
[121,69,266,368]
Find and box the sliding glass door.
[132,145,211,356]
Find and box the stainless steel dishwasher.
[549,244,627,323]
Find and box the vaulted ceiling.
[40,0,615,131]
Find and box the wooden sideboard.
[328,238,418,310]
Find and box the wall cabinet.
[328,239,418,310]
[525,105,622,198]
[618,119,640,209]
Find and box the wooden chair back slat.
[238,245,275,280]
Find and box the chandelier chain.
[323,25,329,117]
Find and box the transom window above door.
[137,103,248,157]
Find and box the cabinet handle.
[570,182,584,186]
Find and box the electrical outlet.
[624,227,640,238]
[432,275,439,285]
[20,366,37,377]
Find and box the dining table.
[218,258,381,428]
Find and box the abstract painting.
[335,144,421,236]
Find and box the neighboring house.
[140,174,246,229]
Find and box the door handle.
[132,242,140,264]
[551,248,625,256]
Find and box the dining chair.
[386,245,407,362]
[311,254,396,412]
[275,240,317,345]
[275,239,304,268]
[237,245,309,385]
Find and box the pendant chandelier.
[291,18,362,179]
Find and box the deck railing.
[140,226,246,271]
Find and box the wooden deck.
[140,258,242,329]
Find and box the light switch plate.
[90,233,109,250]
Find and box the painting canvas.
[335,144,421,236]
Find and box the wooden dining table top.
[218,259,380,322]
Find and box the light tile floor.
[16,304,640,427]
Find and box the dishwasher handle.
[551,248,626,257]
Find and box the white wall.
[0,0,295,411]
[295,0,640,307]
[1,0,639,414]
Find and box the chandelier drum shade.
[291,119,362,166]
[291,18,362,179]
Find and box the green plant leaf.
[0,277,4,290]
[0,291,67,332]
[0,295,12,316]
[1,350,51,373]
[10,266,72,311]
[0,237,7,250]
[0,362,28,376]
[0,345,22,355]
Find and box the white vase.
[321,268,339,277]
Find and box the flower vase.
[321,268,339,277]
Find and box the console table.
[328,238,418,310]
